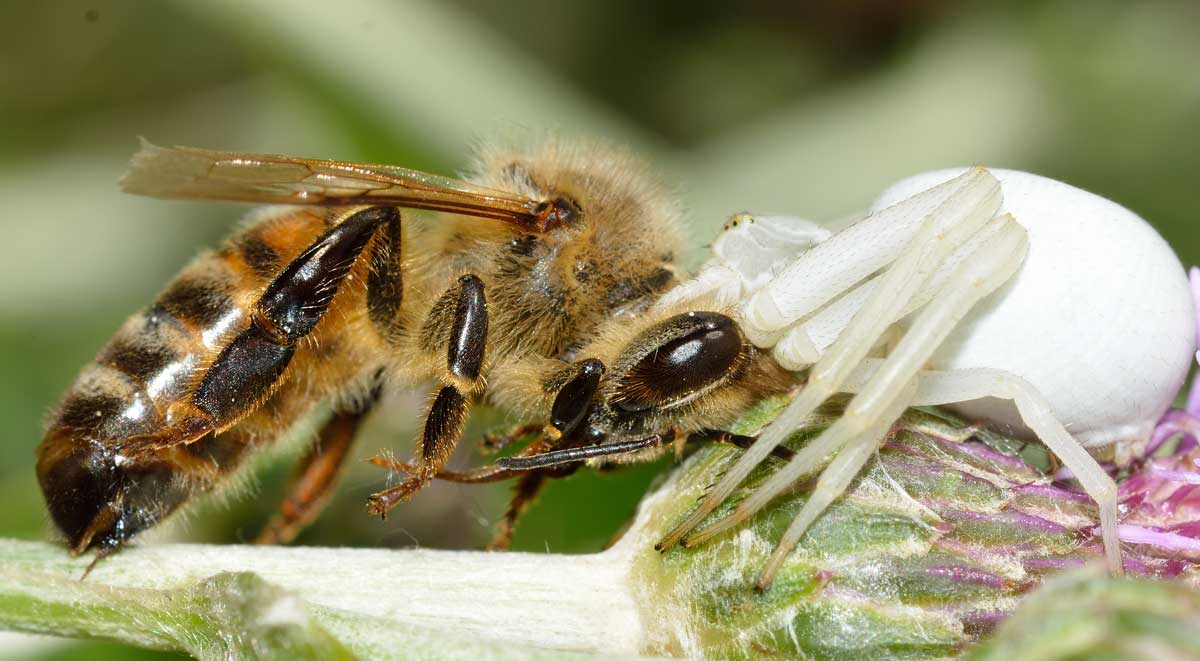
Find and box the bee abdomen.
[46,208,332,445]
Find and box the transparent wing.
[120,139,542,225]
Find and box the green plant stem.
[0,538,647,660]
[5,400,1200,659]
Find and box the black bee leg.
[686,429,798,462]
[367,275,488,517]
[256,381,384,545]
[480,422,545,454]
[365,386,471,516]
[122,207,398,453]
[547,358,605,440]
[367,212,404,342]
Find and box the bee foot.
[366,476,428,516]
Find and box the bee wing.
[120,139,542,225]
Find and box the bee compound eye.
[610,312,744,413]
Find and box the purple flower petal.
[1014,483,1092,504]
[1118,523,1200,555]
[1190,365,1200,417]
[1147,409,1200,456]
[1147,466,1200,484]
[1167,521,1200,538]
[923,565,1014,589]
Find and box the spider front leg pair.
[658,167,1146,589]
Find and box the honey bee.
[37,137,794,564]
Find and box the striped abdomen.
[36,207,380,555]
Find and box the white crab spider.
[657,167,1196,589]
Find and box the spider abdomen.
[874,169,1194,455]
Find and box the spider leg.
[657,171,1004,551]
[682,216,1027,589]
[773,211,1019,370]
[740,167,993,346]
[656,213,833,311]
[910,368,1122,575]
[755,385,913,589]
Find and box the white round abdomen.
[871,169,1195,450]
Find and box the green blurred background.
[1,1,1197,658]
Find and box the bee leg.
[368,435,554,482]
[486,469,562,551]
[365,385,471,516]
[124,207,398,453]
[367,444,558,551]
[367,211,404,342]
[480,422,545,454]
[255,382,384,545]
[366,274,488,516]
[376,353,606,474]
[687,429,798,462]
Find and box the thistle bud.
[621,396,1200,658]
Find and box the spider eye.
[610,312,744,413]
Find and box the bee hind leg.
[256,381,384,545]
[125,206,399,454]
[366,210,405,342]
[487,469,561,551]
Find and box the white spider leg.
[909,368,1123,575]
[740,167,993,347]
[680,216,1028,554]
[755,382,916,590]
[773,216,1011,370]
[655,214,832,311]
[653,263,745,309]
[656,172,1003,551]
